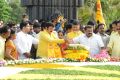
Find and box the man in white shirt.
[14,21,38,59]
[72,25,104,57]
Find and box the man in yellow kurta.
[67,20,83,39]
[67,31,83,39]
[107,32,120,57]
[37,22,65,58]
[107,21,120,57]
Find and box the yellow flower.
[13,63,67,69]
[64,49,89,60]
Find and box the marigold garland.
[14,63,67,68]
[63,44,89,61]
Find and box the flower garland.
[0,58,77,67]
[0,57,120,67]
[86,57,110,62]
[63,44,89,61]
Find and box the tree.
[78,0,96,25]
[0,0,12,22]
[0,0,25,23]
[9,0,25,23]
[78,0,120,27]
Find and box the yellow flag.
[96,0,106,29]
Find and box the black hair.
[7,21,16,28]
[41,21,46,31]
[0,25,10,34]
[58,30,63,34]
[65,23,73,31]
[71,19,80,25]
[27,21,33,25]
[39,19,45,23]
[10,29,16,34]
[87,21,95,26]
[20,21,29,30]
[69,19,74,23]
[84,25,93,30]
[33,22,41,28]
[112,20,117,25]
[109,24,112,29]
[58,30,64,35]
[6,29,16,41]
[117,20,120,25]
[98,23,105,28]
[105,24,113,35]
[45,22,54,28]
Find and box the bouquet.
[93,49,110,62]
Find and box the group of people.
[0,14,120,61]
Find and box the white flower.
[4,62,8,66]
[103,59,109,62]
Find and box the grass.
[20,65,120,78]
[20,69,120,77]
[4,65,120,80]
[85,65,120,71]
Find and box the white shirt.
[73,33,104,57]
[14,31,38,59]
[0,36,6,60]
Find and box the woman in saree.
[5,30,18,60]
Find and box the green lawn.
[85,65,120,71]
[4,65,120,80]
[20,69,120,77]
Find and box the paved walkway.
[0,67,33,79]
